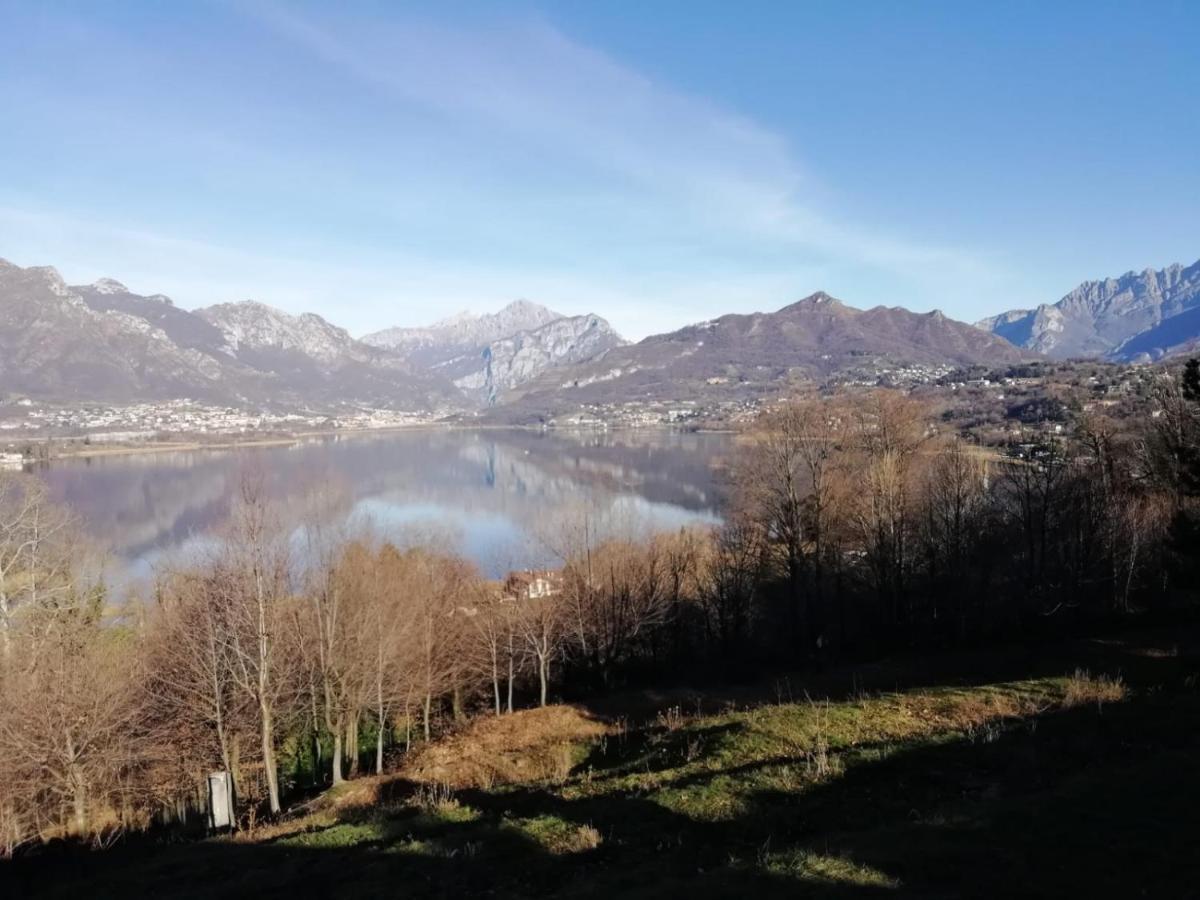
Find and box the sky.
[1,1,1197,340]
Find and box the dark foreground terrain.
[6,625,1200,899]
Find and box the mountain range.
[0,259,628,413]
[0,259,461,412]
[978,260,1200,362]
[490,292,1031,421]
[4,253,1198,420]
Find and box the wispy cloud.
[247,3,999,283]
[1,3,1015,339]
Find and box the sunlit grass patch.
[760,847,900,889]
[403,705,607,789]
[504,814,603,854]
[1062,669,1127,707]
[275,821,382,849]
[408,802,482,828]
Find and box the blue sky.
[1,1,1197,339]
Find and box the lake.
[38,428,734,592]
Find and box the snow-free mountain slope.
[363,299,563,358]
[978,260,1200,361]
[494,292,1031,420]
[0,258,466,412]
[363,299,626,402]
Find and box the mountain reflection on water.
[39,428,733,591]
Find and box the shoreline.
[20,421,733,464]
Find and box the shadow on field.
[582,621,1200,722]
[5,630,1199,899]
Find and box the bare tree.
[464,588,521,716]
[0,474,72,661]
[736,401,809,648]
[302,530,371,786]
[998,439,1071,611]
[393,548,475,740]
[359,542,420,773]
[701,517,763,657]
[143,569,251,826]
[0,572,142,843]
[212,473,297,816]
[850,391,930,634]
[919,437,991,634]
[735,395,856,653]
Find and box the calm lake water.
[38,428,733,592]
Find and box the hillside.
[978,259,1200,361]
[193,300,464,411]
[10,626,1197,898]
[494,292,1032,421]
[0,258,465,413]
[0,259,236,404]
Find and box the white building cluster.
[0,399,436,440]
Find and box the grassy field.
[7,626,1200,898]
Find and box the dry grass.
[1063,668,1127,707]
[571,823,603,851]
[413,782,459,814]
[512,817,604,854]
[402,705,608,790]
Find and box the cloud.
[246,3,999,283]
[1,4,1015,339]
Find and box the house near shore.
[0,451,25,469]
[501,569,563,601]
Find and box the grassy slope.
[7,628,1200,899]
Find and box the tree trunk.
[506,637,515,714]
[375,668,387,774]
[423,692,432,741]
[538,655,548,707]
[331,729,344,786]
[64,729,87,835]
[492,647,501,716]
[216,715,238,827]
[312,729,323,786]
[231,734,243,802]
[347,717,360,779]
[225,771,236,831]
[70,768,87,835]
[0,589,11,663]
[375,718,385,774]
[452,685,465,723]
[260,703,281,815]
[253,563,281,815]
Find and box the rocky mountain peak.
[784,291,843,312]
[431,309,477,329]
[980,258,1200,361]
[361,298,623,404]
[500,298,555,317]
[92,278,129,295]
[363,299,563,354]
[197,300,354,363]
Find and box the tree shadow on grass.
[736,685,1200,898]
[2,791,890,900]
[581,621,1200,724]
[7,632,1199,899]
